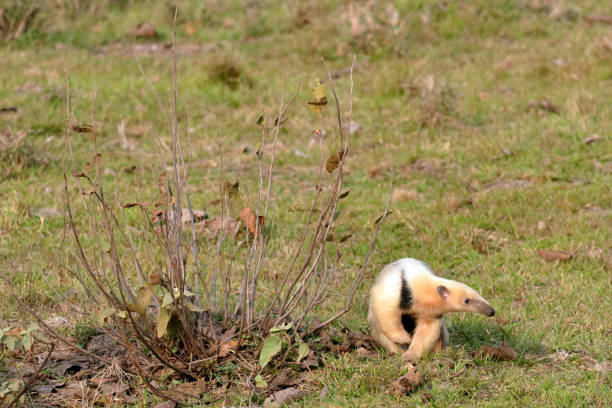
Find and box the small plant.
[0,325,40,355]
[12,12,389,405]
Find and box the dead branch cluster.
[7,15,391,405]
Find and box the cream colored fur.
[368,258,493,362]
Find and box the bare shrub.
[11,14,390,404]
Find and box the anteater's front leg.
[402,317,441,363]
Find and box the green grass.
[1,0,611,406]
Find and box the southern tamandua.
[367,258,495,362]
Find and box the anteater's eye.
[464,298,470,304]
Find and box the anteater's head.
[437,282,495,317]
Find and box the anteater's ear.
[437,285,449,301]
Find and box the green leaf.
[157,308,171,338]
[296,342,310,363]
[3,335,17,351]
[255,374,267,389]
[269,322,294,333]
[98,308,116,324]
[183,289,196,297]
[184,299,204,313]
[0,327,9,337]
[116,311,128,319]
[21,333,34,351]
[162,292,174,309]
[259,334,282,369]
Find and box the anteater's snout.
[488,308,495,317]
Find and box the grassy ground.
[1,0,611,406]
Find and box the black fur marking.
[399,270,413,310]
[401,314,417,335]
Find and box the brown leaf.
[368,164,388,178]
[223,180,239,197]
[264,386,308,407]
[0,107,18,114]
[152,401,176,408]
[582,134,602,145]
[539,98,560,114]
[166,379,207,403]
[54,359,90,377]
[55,380,93,400]
[133,22,158,38]
[197,216,240,236]
[538,249,572,262]
[325,150,344,173]
[307,96,328,110]
[392,188,418,201]
[475,340,518,361]
[584,13,612,24]
[390,363,421,397]
[299,351,320,369]
[239,207,265,235]
[339,189,351,199]
[150,273,162,285]
[70,123,94,133]
[218,339,239,357]
[355,346,378,358]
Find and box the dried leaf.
[133,22,158,38]
[152,402,176,408]
[239,207,265,235]
[368,164,389,178]
[475,340,518,361]
[307,97,328,112]
[539,98,560,114]
[392,188,418,201]
[325,150,344,173]
[308,78,327,113]
[264,386,307,407]
[260,334,283,369]
[167,379,207,403]
[54,359,90,377]
[583,134,602,145]
[70,123,94,133]
[122,202,141,208]
[157,308,171,338]
[299,351,320,369]
[584,13,612,24]
[390,364,421,397]
[338,234,353,243]
[223,180,239,197]
[197,216,240,236]
[538,249,572,262]
[218,339,239,357]
[150,273,162,285]
[127,286,153,315]
[339,189,351,199]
